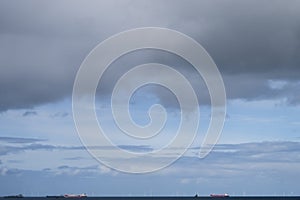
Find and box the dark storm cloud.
[195,2,300,77]
[0,0,299,111]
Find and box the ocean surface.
[1,197,300,200]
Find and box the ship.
[63,194,87,198]
[4,194,24,198]
[210,193,230,198]
[46,195,64,198]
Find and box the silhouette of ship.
[4,194,23,198]
[210,193,230,198]
[63,194,87,198]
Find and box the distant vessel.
[210,194,229,198]
[63,194,87,198]
[4,194,23,198]
[46,195,64,198]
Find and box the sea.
[1,197,300,200]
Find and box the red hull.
[210,194,230,198]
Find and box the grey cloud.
[51,112,69,118]
[223,75,300,104]
[0,143,55,156]
[0,140,299,195]
[0,145,18,156]
[157,141,300,184]
[180,1,300,77]
[54,164,115,176]
[0,142,70,156]
[0,139,153,156]
[64,156,84,161]
[22,111,37,117]
[0,136,44,144]
[118,145,153,153]
[0,0,299,112]
[194,141,300,164]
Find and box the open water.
[1,197,300,200]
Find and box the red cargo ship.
[210,193,230,197]
[63,194,87,198]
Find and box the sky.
[1,0,300,196]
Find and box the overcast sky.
[0,0,300,196]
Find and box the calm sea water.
[1,197,300,200]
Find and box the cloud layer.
[1,139,300,195]
[0,0,300,111]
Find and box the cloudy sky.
[1,0,300,196]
